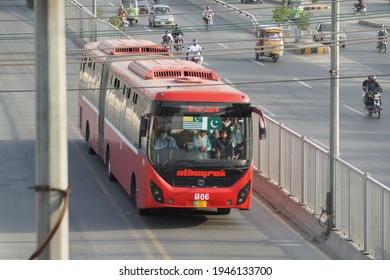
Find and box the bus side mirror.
[251,106,267,140]
[140,116,149,137]
[259,124,266,140]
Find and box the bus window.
[148,102,252,167]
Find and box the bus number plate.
[194,193,209,208]
[194,200,207,207]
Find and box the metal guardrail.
[212,0,259,29]
[65,0,390,260]
[65,0,130,43]
[252,112,390,260]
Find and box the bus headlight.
[150,181,164,204]
[236,183,251,205]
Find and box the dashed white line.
[249,59,265,66]
[294,78,312,89]
[108,2,115,7]
[218,43,229,49]
[224,78,235,87]
[343,104,366,116]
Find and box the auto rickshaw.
[121,0,139,25]
[255,26,284,62]
[286,0,303,21]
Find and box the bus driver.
[154,129,178,149]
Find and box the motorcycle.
[192,52,203,64]
[352,2,366,15]
[173,34,184,52]
[364,90,382,119]
[204,16,213,31]
[186,51,203,64]
[377,40,387,53]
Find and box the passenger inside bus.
[216,129,234,159]
[154,128,178,149]
[231,123,244,159]
[209,130,220,159]
[193,130,211,159]
[222,117,234,134]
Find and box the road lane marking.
[343,104,366,116]
[218,43,229,49]
[224,78,235,87]
[69,121,171,260]
[294,78,312,89]
[108,2,114,6]
[249,59,265,66]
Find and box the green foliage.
[296,11,312,30]
[96,6,104,19]
[272,6,312,29]
[312,0,320,3]
[109,16,122,29]
[272,6,291,23]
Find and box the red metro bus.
[79,40,266,215]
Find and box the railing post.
[363,172,369,253]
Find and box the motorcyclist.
[362,75,383,109]
[354,0,365,11]
[117,5,128,29]
[377,23,388,49]
[187,39,203,65]
[172,24,184,51]
[172,24,184,37]
[202,6,214,26]
[161,30,174,50]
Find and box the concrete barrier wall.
[252,171,372,260]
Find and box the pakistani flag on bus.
[183,116,222,131]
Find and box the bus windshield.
[148,102,252,168]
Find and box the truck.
[313,22,347,48]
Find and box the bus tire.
[131,175,150,215]
[106,148,116,181]
[86,124,95,154]
[217,208,231,215]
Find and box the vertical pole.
[35,0,69,259]
[92,0,97,16]
[326,0,340,237]
[92,0,97,42]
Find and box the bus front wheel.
[131,175,150,215]
[217,208,231,215]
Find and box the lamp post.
[326,0,340,238]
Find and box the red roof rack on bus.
[96,39,173,56]
[128,59,220,81]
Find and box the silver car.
[138,0,150,14]
[313,22,347,48]
[148,4,175,27]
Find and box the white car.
[148,4,175,27]
[138,0,150,14]
[313,22,347,48]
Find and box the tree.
[296,11,312,30]
[272,6,291,23]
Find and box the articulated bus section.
[79,39,172,156]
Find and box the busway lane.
[0,1,334,260]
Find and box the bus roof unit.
[127,59,220,81]
[84,39,172,59]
